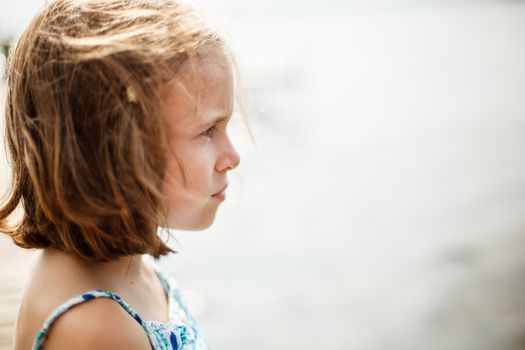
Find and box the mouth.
[212,184,228,199]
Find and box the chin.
[184,222,214,231]
[166,215,216,231]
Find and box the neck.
[43,248,148,286]
[96,254,146,282]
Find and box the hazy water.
[157,2,525,349]
[2,1,525,349]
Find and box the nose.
[216,136,240,173]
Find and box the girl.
[0,0,244,349]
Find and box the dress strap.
[32,290,145,350]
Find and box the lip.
[212,184,228,198]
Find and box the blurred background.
[2,0,525,349]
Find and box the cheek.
[163,153,185,190]
[163,146,214,195]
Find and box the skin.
[13,48,240,350]
[161,48,241,230]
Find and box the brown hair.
[0,0,229,262]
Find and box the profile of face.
[160,49,241,230]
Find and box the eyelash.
[200,125,217,138]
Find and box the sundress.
[32,258,211,350]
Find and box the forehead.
[160,50,234,131]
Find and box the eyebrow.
[197,115,230,129]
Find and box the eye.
[200,125,217,138]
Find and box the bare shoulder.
[42,297,151,350]
[14,250,151,350]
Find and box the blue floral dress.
[32,259,211,350]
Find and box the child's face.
[160,50,240,230]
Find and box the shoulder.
[15,250,153,350]
[41,296,151,350]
